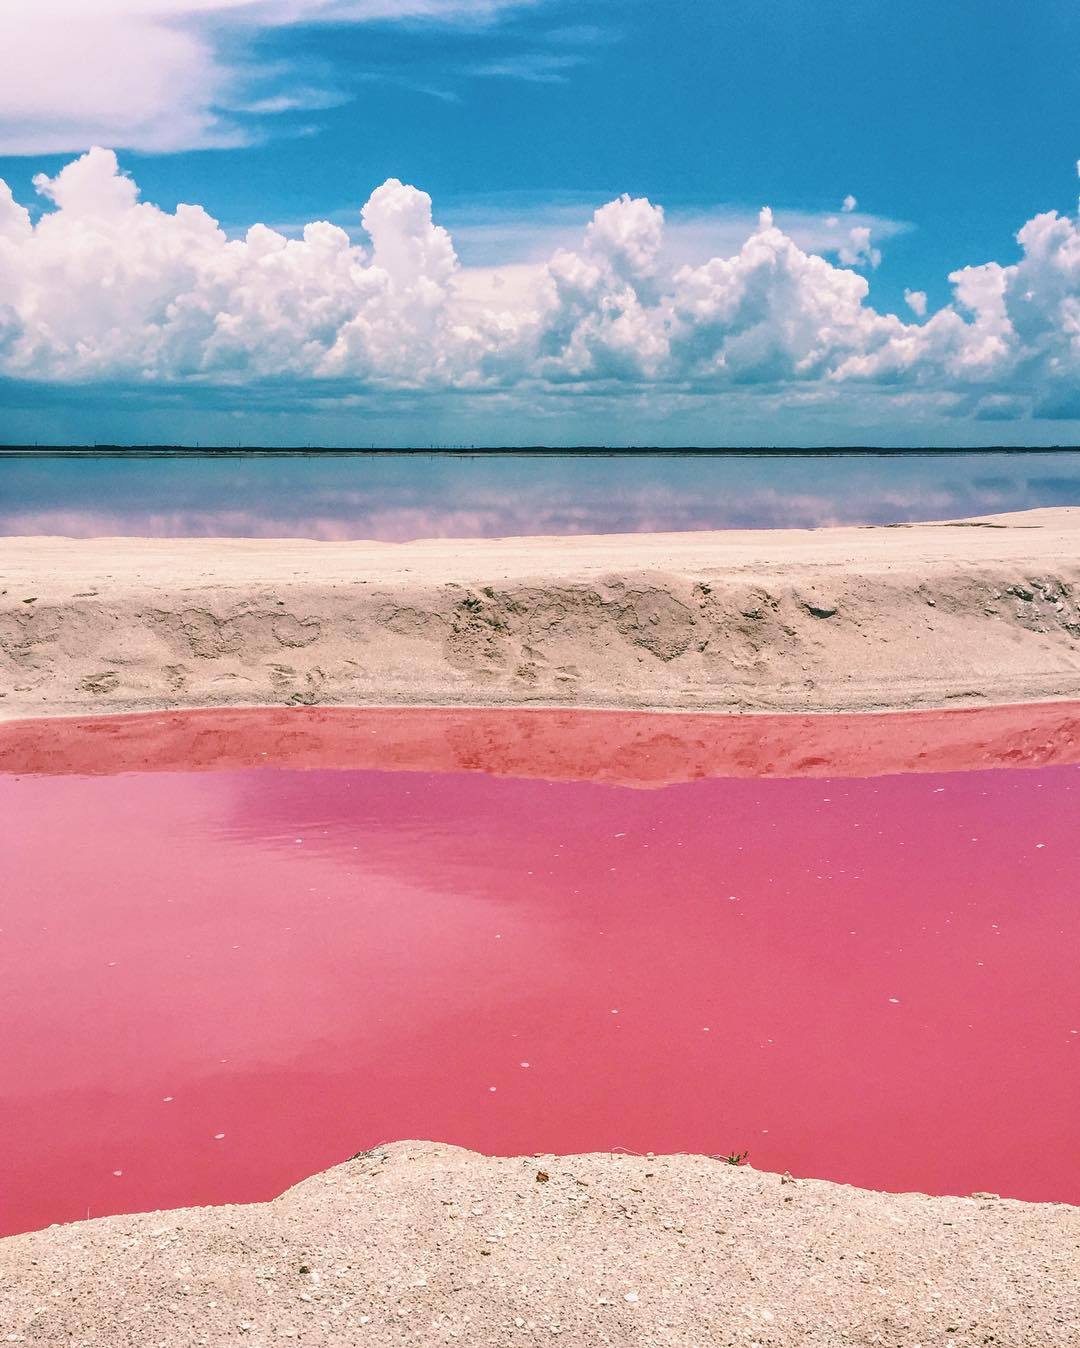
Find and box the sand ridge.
[2,1143,1078,1347]
[2,507,1080,720]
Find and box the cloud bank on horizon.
[1,148,1079,425]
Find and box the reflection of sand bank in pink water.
[1,707,1079,1237]
[3,700,1080,783]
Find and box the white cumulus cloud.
[0,0,541,154]
[904,288,928,317]
[1,149,1079,423]
[837,225,881,270]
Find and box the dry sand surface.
[2,507,1080,720]
[2,1143,1078,1348]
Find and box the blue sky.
[1,0,1078,446]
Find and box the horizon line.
[3,444,1080,459]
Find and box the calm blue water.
[2,451,1079,539]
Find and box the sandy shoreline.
[4,509,1080,1345]
[3,507,1080,720]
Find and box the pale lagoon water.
[2,449,1080,540]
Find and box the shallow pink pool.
[2,705,1079,1235]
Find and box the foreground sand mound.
[2,508,1080,719]
[2,1142,1077,1346]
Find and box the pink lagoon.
[1,704,1078,1237]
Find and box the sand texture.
[3,507,1080,720]
[2,1143,1078,1347]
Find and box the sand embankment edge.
[2,1142,1078,1347]
[5,699,1080,783]
[3,507,1080,720]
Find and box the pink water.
[2,707,1079,1235]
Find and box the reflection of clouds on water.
[1,453,1079,540]
[0,499,887,539]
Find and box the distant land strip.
[2,444,1080,458]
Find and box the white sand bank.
[2,508,1080,719]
